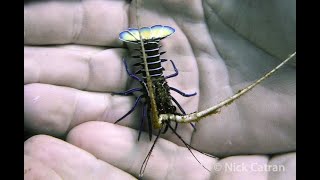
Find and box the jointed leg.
[161,59,168,62]
[162,123,169,134]
[114,95,142,124]
[139,126,164,179]
[170,87,197,97]
[147,107,153,141]
[174,121,178,131]
[112,87,143,96]
[165,60,178,79]
[138,103,147,141]
[166,122,215,172]
[171,96,186,115]
[171,96,197,130]
[123,58,143,82]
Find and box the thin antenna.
[139,126,164,178]
[158,52,296,124]
[135,0,160,128]
[166,123,215,172]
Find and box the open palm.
[24,0,296,179]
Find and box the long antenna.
[139,126,164,178]
[158,52,296,124]
[135,0,160,129]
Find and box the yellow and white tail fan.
[119,25,175,43]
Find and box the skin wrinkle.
[162,0,203,21]
[90,48,127,92]
[204,0,278,61]
[121,129,145,176]
[156,135,176,178]
[202,1,296,89]
[71,1,84,43]
[24,155,63,180]
[167,20,198,89]
[67,90,79,132]
[124,154,135,178]
[34,52,42,84]
[118,50,128,92]
[84,54,93,91]
[99,94,111,122]
[173,3,233,106]
[28,48,43,84]
[25,46,124,91]
[42,162,64,180]
[246,103,288,153]
[205,16,284,87]
[26,135,136,179]
[268,153,295,179]
[163,144,178,180]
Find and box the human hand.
[24,0,296,179]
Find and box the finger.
[24,0,129,46]
[24,45,127,92]
[67,121,218,180]
[24,155,62,180]
[24,135,136,179]
[211,152,295,180]
[24,83,139,137]
[24,82,194,144]
[268,152,296,180]
[213,155,269,179]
